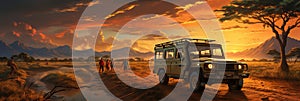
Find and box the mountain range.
[2,36,299,59]
[227,36,300,59]
[0,40,153,59]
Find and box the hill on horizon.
[227,36,300,60]
[0,40,153,59]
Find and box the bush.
[41,72,78,88]
[0,80,43,101]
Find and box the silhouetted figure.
[99,58,105,73]
[110,58,114,70]
[7,57,17,76]
[106,59,111,71]
[123,59,128,71]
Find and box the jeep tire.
[189,72,205,92]
[228,78,243,90]
[158,70,169,85]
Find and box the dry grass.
[0,64,43,100]
[0,79,43,101]
[0,61,76,100]
[129,61,152,78]
[247,62,300,80]
[41,72,78,88]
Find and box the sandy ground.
[96,71,300,101]
[25,62,300,101]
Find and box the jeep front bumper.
[203,71,250,80]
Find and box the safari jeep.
[153,38,250,91]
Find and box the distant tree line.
[267,47,300,63]
[0,53,149,62]
[238,48,300,63]
[0,52,35,62]
[0,52,73,62]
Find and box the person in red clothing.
[99,58,105,73]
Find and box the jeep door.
[171,48,184,76]
[165,48,175,74]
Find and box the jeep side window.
[155,51,164,59]
[176,49,183,59]
[212,48,223,57]
[165,49,174,59]
[200,49,210,56]
[177,52,181,59]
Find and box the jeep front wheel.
[189,72,205,92]
[228,78,243,90]
[158,70,169,85]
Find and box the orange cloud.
[55,32,65,38]
[55,29,73,38]
[13,22,18,27]
[12,31,21,37]
[31,28,37,36]
[175,1,206,14]
[56,6,78,12]
[105,4,138,19]
[39,33,46,40]
[25,24,33,30]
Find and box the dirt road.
[25,62,300,101]
[99,71,300,101]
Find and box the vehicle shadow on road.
[188,88,248,101]
[213,90,248,101]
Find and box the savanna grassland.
[247,62,300,80]
[0,62,82,100]
[0,61,299,100]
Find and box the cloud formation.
[0,22,56,48]
[222,25,248,30]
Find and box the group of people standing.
[98,58,113,73]
[98,57,130,73]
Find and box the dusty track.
[100,71,300,101]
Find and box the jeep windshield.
[189,45,224,59]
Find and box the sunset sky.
[1,0,300,53]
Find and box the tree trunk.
[279,45,289,73]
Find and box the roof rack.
[155,38,216,48]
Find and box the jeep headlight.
[238,64,248,71]
[204,63,215,70]
[207,64,214,69]
[238,65,243,70]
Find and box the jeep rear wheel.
[158,70,169,85]
[189,72,205,92]
[228,78,243,90]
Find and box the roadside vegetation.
[247,62,300,80]
[0,52,77,100]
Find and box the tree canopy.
[287,47,300,63]
[267,49,281,62]
[217,0,300,73]
[218,0,300,44]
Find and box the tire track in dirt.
[99,70,300,101]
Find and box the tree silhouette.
[50,57,58,62]
[217,0,300,73]
[267,49,280,62]
[287,47,300,63]
[0,57,8,61]
[102,55,110,59]
[18,52,35,62]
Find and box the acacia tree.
[217,0,300,73]
[267,49,281,62]
[287,47,300,63]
